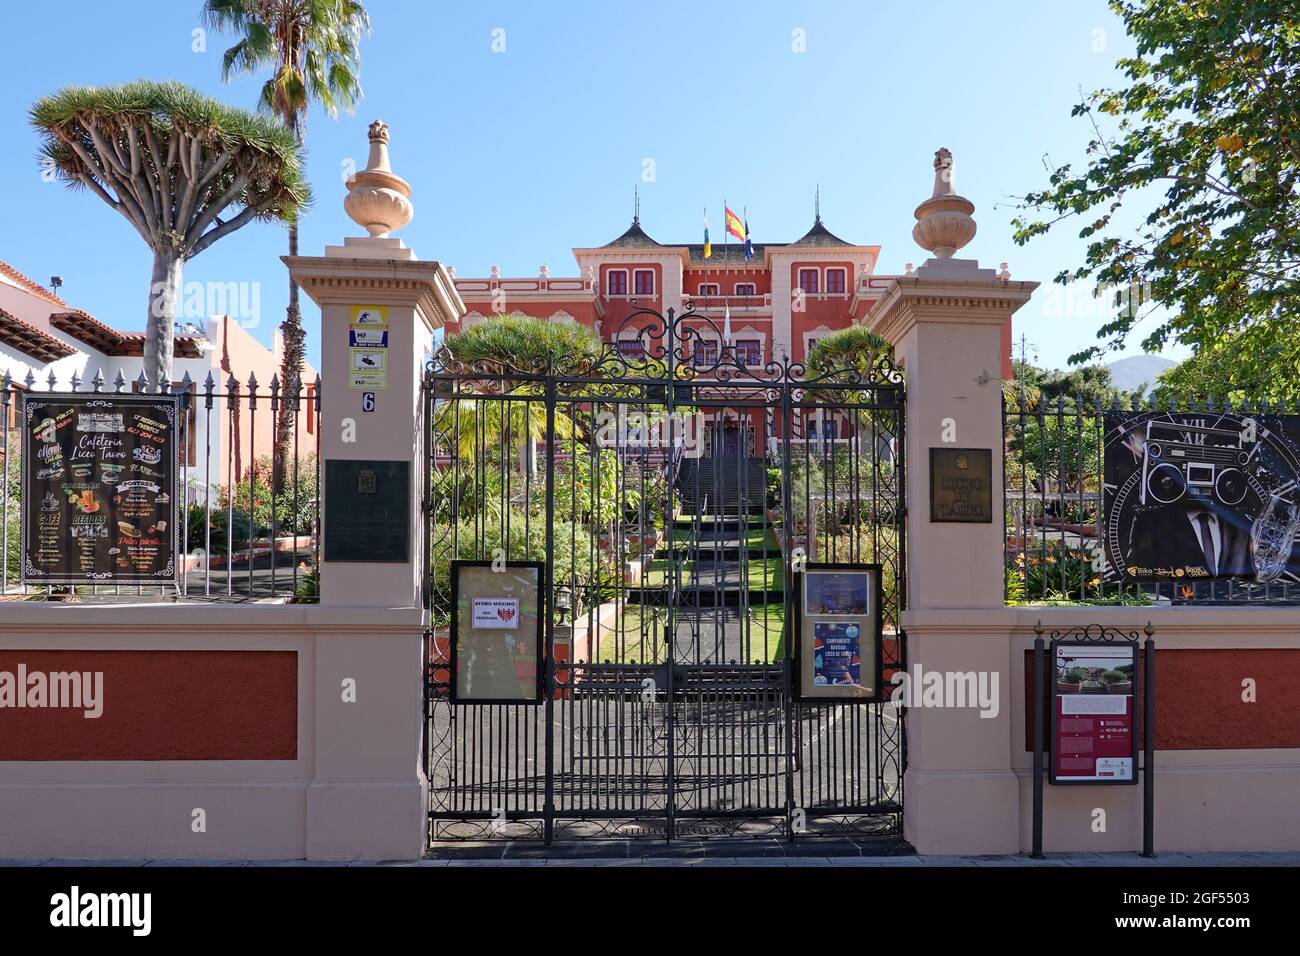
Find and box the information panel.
[450,560,544,704]
[1050,641,1139,784]
[21,393,179,585]
[795,564,882,701]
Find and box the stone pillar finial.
[343,119,414,238]
[912,147,977,259]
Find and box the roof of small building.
[49,311,202,358]
[789,215,852,247]
[600,218,662,249]
[0,307,76,362]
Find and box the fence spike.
[23,370,36,389]
[180,370,192,391]
[46,369,58,391]
[226,373,239,393]
[134,370,148,393]
[70,369,81,391]
[204,370,217,409]
[1,369,10,392]
[160,379,172,394]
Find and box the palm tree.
[31,81,310,387]
[442,315,599,473]
[204,0,371,483]
[444,314,606,379]
[805,325,893,385]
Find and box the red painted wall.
[0,650,298,760]
[1023,648,1300,750]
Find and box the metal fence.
[1,367,321,602]
[1003,390,1300,606]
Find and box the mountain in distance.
[1106,355,1177,392]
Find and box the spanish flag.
[724,206,746,242]
[703,210,712,259]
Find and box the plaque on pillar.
[323,459,410,562]
[929,447,993,522]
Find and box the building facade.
[446,209,1013,455]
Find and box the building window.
[615,339,644,359]
[698,283,719,296]
[735,339,762,367]
[798,268,819,293]
[825,268,846,293]
[634,269,655,296]
[734,282,756,296]
[694,341,718,367]
[607,270,628,296]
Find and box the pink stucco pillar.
[281,121,466,859]
[866,255,1037,854]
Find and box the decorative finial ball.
[368,119,390,143]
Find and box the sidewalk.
[3,852,1297,867]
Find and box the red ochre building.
[445,207,1013,456]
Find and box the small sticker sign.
[348,306,390,390]
[472,597,520,629]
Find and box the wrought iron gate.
[424,307,905,843]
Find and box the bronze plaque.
[323,459,410,562]
[929,447,993,523]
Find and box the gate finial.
[912,147,977,259]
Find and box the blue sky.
[0,0,1181,372]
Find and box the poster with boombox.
[21,393,180,585]
[1102,411,1300,583]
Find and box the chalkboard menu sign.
[21,393,180,585]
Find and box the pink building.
[446,204,1013,452]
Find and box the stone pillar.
[285,120,465,859]
[865,148,1037,854]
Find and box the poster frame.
[19,391,181,587]
[449,559,546,705]
[793,562,884,703]
[1048,637,1140,786]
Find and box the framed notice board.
[21,392,180,585]
[794,563,883,701]
[1049,640,1139,785]
[450,560,545,704]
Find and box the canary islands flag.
[743,214,753,261]
[724,207,746,242]
[703,210,712,259]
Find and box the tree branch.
[189,201,269,257]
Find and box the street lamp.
[554,584,572,626]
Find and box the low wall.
[903,605,1300,855]
[0,604,427,861]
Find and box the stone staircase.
[675,458,768,517]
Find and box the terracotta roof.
[0,308,76,362]
[111,332,204,359]
[48,310,121,353]
[0,260,70,309]
[48,311,203,358]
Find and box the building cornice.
[282,255,466,330]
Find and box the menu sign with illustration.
[797,565,881,701]
[22,394,179,585]
[1050,642,1138,785]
